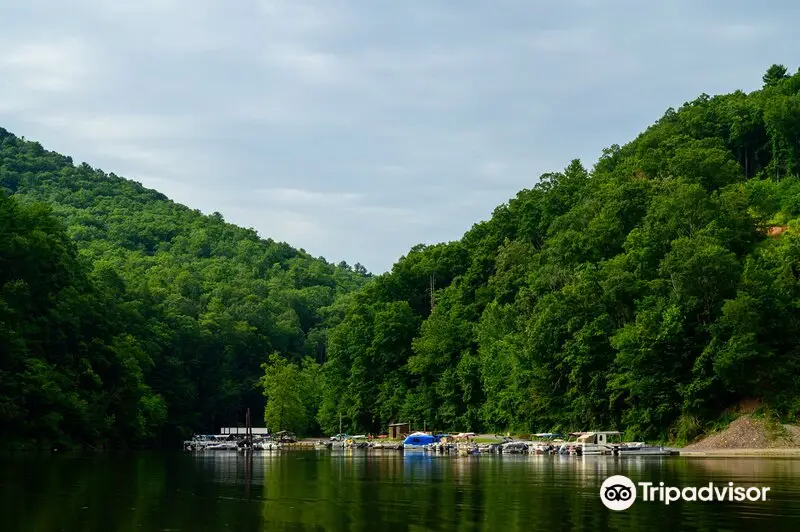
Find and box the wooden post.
[244,413,253,497]
[246,408,253,450]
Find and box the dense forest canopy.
[314,63,800,442]
[0,130,370,448]
[3,63,800,448]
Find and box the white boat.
[501,441,535,454]
[530,433,564,454]
[185,432,283,452]
[558,431,678,456]
[559,432,619,455]
[206,441,239,450]
[614,442,679,456]
[456,442,478,455]
[184,434,221,450]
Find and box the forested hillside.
[316,64,800,442]
[4,63,800,448]
[0,130,369,449]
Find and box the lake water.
[2,451,800,531]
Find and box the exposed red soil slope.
[767,225,788,237]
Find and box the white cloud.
[70,0,248,54]
[522,28,610,55]
[258,188,362,207]
[706,23,765,43]
[344,205,427,225]
[261,45,348,84]
[0,39,99,92]
[33,114,198,141]
[222,94,329,125]
[83,0,187,17]
[0,0,797,272]
[255,0,344,34]
[477,161,509,180]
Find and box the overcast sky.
[1,1,799,273]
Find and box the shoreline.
[678,448,800,457]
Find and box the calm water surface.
[2,451,800,531]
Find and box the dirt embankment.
[767,225,788,238]
[683,415,800,451]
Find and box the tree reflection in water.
[2,452,800,531]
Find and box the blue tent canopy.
[402,432,438,446]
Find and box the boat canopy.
[533,433,563,438]
[403,432,438,445]
[576,431,622,443]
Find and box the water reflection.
[2,452,799,531]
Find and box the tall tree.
[259,354,307,433]
[763,64,789,87]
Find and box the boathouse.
[388,422,410,439]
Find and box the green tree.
[6,62,800,449]
[260,353,307,434]
[763,64,789,87]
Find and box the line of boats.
[396,431,679,456]
[184,430,679,456]
[183,434,284,452]
[315,431,678,456]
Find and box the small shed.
[388,422,410,439]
